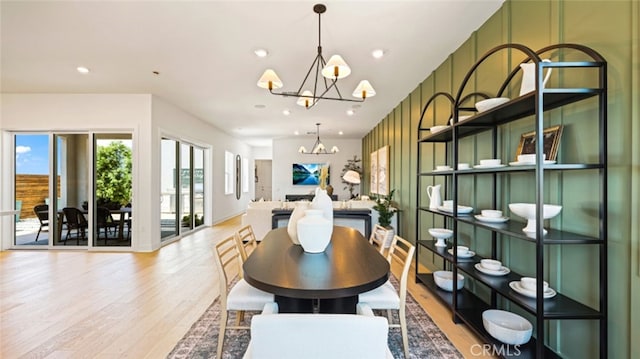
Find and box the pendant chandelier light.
[299,123,339,155]
[257,3,376,109]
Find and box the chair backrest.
[386,235,416,304]
[96,207,112,225]
[34,204,49,223]
[235,225,258,263]
[246,312,389,359]
[369,224,389,254]
[62,207,87,228]
[213,235,242,304]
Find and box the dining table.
[52,207,132,241]
[243,226,390,314]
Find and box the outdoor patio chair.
[62,207,88,245]
[96,206,119,244]
[33,204,49,241]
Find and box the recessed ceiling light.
[339,131,344,135]
[372,49,385,59]
[254,49,268,58]
[254,104,266,109]
[76,66,90,74]
[346,109,355,116]
[283,109,291,116]
[294,130,300,135]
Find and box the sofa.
[242,199,397,243]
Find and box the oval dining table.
[243,226,390,314]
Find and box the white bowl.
[428,228,453,239]
[475,97,510,112]
[508,203,562,233]
[458,163,470,170]
[430,125,449,133]
[449,115,472,125]
[455,246,469,255]
[481,209,503,218]
[480,159,502,166]
[480,259,502,271]
[520,277,549,291]
[433,270,464,291]
[442,200,453,207]
[482,310,532,345]
[435,165,451,171]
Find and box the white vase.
[311,187,333,222]
[297,209,333,253]
[287,201,309,245]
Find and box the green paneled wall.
[361,1,638,358]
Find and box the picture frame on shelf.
[516,125,563,161]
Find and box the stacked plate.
[474,259,510,276]
[509,277,557,298]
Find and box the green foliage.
[372,189,397,228]
[182,214,204,227]
[95,142,132,206]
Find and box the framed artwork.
[370,150,378,194]
[377,146,389,195]
[516,125,563,161]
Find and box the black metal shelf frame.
[415,43,608,358]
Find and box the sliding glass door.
[160,137,206,241]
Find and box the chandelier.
[256,3,376,109]
[299,123,339,155]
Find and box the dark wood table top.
[243,226,390,299]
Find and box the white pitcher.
[519,59,552,96]
[427,184,442,209]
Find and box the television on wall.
[292,163,329,185]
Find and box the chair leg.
[399,307,409,359]
[236,310,245,325]
[217,309,228,359]
[35,227,42,241]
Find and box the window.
[224,151,234,195]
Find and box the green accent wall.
[362,1,639,357]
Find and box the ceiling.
[1,0,504,147]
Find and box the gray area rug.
[168,276,463,358]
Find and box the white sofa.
[243,302,393,359]
[241,201,282,241]
[243,200,398,243]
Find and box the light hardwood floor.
[1,216,489,358]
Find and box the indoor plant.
[372,189,397,246]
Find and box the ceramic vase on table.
[311,187,333,221]
[287,201,309,245]
[297,209,333,253]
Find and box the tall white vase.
[311,187,333,221]
[287,201,309,245]
[297,209,333,253]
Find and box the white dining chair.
[359,234,415,359]
[243,302,393,359]
[213,234,274,359]
[235,224,258,264]
[369,224,391,254]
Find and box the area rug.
[167,276,462,359]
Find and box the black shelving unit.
[415,43,607,358]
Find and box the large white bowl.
[475,97,510,112]
[508,203,562,234]
[428,228,453,239]
[482,310,533,345]
[433,270,464,291]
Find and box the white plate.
[509,281,557,299]
[474,263,511,276]
[508,160,557,166]
[447,248,475,258]
[474,215,509,223]
[433,167,452,172]
[430,125,450,133]
[473,164,506,169]
[438,205,474,214]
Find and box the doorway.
[254,160,272,200]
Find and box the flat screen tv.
[292,163,329,185]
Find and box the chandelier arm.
[297,53,324,95]
[267,90,365,103]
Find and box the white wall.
[271,138,362,201]
[0,93,252,252]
